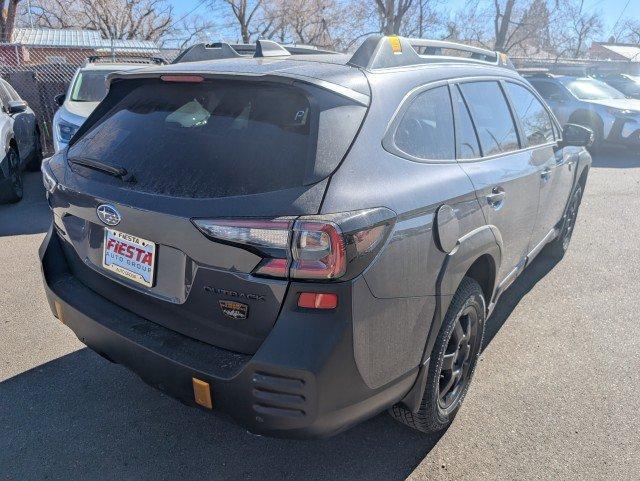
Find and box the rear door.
[504,81,573,246]
[453,80,540,285]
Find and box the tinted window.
[459,82,519,156]
[506,83,555,146]
[71,69,120,102]
[69,79,365,198]
[394,86,455,160]
[529,80,568,101]
[452,86,481,159]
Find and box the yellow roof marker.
[192,378,213,409]
[388,36,402,54]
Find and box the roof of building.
[11,28,159,52]
[591,42,640,62]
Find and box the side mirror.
[54,93,66,107]
[7,100,27,114]
[560,123,594,148]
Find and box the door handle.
[541,168,551,181]
[486,188,505,208]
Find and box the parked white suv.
[52,56,165,152]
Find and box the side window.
[458,81,520,157]
[452,86,481,159]
[394,85,455,160]
[529,80,568,102]
[505,82,555,146]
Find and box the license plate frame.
[102,228,156,287]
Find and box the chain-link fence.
[0,42,179,155]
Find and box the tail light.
[192,208,395,281]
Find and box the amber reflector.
[192,378,213,409]
[54,300,65,324]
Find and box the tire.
[26,129,43,172]
[542,185,583,261]
[389,277,486,433]
[0,146,23,204]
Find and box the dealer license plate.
[102,228,156,287]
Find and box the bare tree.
[211,0,273,43]
[160,14,216,49]
[549,0,602,58]
[22,0,173,41]
[450,0,554,55]
[372,0,414,35]
[618,19,640,44]
[1,0,21,41]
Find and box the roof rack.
[86,54,166,66]
[172,39,337,64]
[347,36,514,71]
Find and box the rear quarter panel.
[321,66,495,388]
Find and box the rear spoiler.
[104,69,370,106]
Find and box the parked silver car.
[526,74,640,149]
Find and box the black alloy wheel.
[389,277,486,433]
[544,185,583,260]
[437,303,481,415]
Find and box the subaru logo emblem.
[97,204,121,226]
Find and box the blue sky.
[171,0,640,36]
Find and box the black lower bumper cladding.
[39,225,415,438]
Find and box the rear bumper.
[40,225,417,438]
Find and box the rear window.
[394,86,455,160]
[68,79,365,198]
[71,70,119,102]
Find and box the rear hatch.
[51,73,368,354]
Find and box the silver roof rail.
[172,40,337,64]
[348,36,513,71]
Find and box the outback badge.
[219,300,248,320]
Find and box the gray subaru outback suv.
[39,36,592,438]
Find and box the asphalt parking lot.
[1,151,639,481]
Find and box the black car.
[39,36,592,438]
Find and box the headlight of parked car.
[57,119,80,143]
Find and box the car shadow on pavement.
[483,250,559,350]
[590,148,640,169]
[0,347,443,481]
[0,172,50,237]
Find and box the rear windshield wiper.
[68,157,135,183]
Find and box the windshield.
[68,78,366,198]
[70,69,119,102]
[562,78,627,100]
